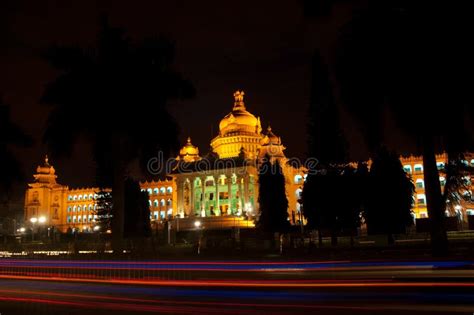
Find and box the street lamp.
[194,220,202,255]
[38,216,46,224]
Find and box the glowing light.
[194,220,201,228]
[38,216,47,224]
[93,226,100,231]
[30,217,38,224]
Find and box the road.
[0,259,474,314]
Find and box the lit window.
[417,194,426,205]
[415,179,424,189]
[67,206,72,213]
[78,195,82,201]
[160,199,165,207]
[154,211,159,220]
[73,195,77,201]
[83,194,87,200]
[439,176,446,186]
[67,216,71,223]
[78,206,82,212]
[403,165,412,173]
[73,206,77,213]
[414,164,423,172]
[147,189,153,195]
[294,175,303,184]
[153,188,159,195]
[89,194,93,200]
[153,200,159,207]
[471,159,474,166]
[437,162,445,170]
[167,199,172,206]
[167,186,172,194]
[160,187,166,194]
[68,195,73,201]
[73,216,77,223]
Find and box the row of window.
[67,215,98,223]
[143,187,173,195]
[151,210,173,220]
[405,159,474,174]
[68,194,98,201]
[149,199,172,208]
[67,205,96,212]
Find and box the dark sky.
[1,0,370,193]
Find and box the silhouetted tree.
[41,16,194,249]
[335,3,474,255]
[257,158,289,236]
[0,99,32,204]
[124,178,151,239]
[303,50,349,246]
[442,154,474,221]
[365,148,415,244]
[96,189,112,232]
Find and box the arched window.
[160,199,165,207]
[167,186,172,194]
[403,165,412,173]
[295,188,302,199]
[89,194,93,200]
[78,206,82,212]
[68,195,73,201]
[160,187,166,194]
[439,176,446,186]
[437,162,445,170]
[89,205,93,211]
[417,194,426,205]
[73,195,77,201]
[294,175,303,184]
[83,194,88,200]
[73,206,77,213]
[153,188,159,195]
[414,164,423,172]
[167,199,172,206]
[415,179,424,189]
[153,200,159,208]
[148,200,152,207]
[147,188,153,195]
[67,206,72,213]
[73,216,77,223]
[78,195,82,201]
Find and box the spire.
[186,137,192,145]
[233,90,246,110]
[44,155,50,166]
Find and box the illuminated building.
[24,156,175,233]
[172,91,306,227]
[27,90,473,233]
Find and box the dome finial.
[233,90,245,110]
[267,125,272,132]
[186,136,192,144]
[45,155,49,166]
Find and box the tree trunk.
[422,135,448,256]
[111,141,126,253]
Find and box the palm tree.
[41,17,194,250]
[0,98,32,204]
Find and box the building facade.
[25,91,473,233]
[24,157,175,233]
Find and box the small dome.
[36,155,56,175]
[218,91,261,135]
[178,137,200,162]
[261,126,281,145]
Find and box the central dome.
[218,91,261,135]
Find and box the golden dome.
[218,91,261,135]
[178,137,200,162]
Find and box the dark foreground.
[1,259,474,314]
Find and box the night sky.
[1,0,377,195]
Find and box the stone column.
[227,174,233,215]
[176,177,184,217]
[215,176,220,216]
[190,177,195,217]
[201,176,206,217]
